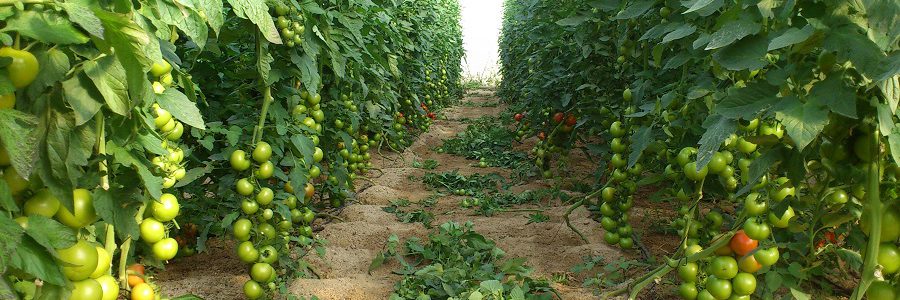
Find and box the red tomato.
[730,230,758,256]
[565,114,577,126]
[537,132,546,140]
[514,113,524,122]
[552,112,564,123]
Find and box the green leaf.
[696,115,737,169]
[789,288,811,300]
[25,216,76,250]
[11,236,67,286]
[775,97,829,150]
[661,24,696,43]
[0,109,39,178]
[197,0,225,36]
[879,75,899,112]
[627,126,651,168]
[862,0,900,49]
[291,52,321,95]
[94,9,160,102]
[3,10,89,44]
[682,0,716,14]
[93,185,143,240]
[151,0,209,48]
[59,1,105,38]
[705,19,761,50]
[35,110,84,211]
[713,35,768,71]
[84,56,131,116]
[737,149,780,195]
[26,48,71,96]
[556,15,588,27]
[0,213,24,272]
[109,142,162,200]
[714,82,780,119]
[174,165,212,188]
[823,24,890,80]
[227,0,283,44]
[258,43,273,84]
[808,74,857,119]
[767,25,814,51]
[614,0,654,20]
[154,89,206,130]
[887,133,900,169]
[62,74,104,126]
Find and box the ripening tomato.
[90,246,111,278]
[552,112,564,124]
[127,264,145,275]
[729,230,758,256]
[738,254,762,273]
[0,47,39,88]
[131,283,154,300]
[150,60,173,77]
[565,114,577,126]
[514,113,523,122]
[305,183,315,200]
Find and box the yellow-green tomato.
[58,240,99,281]
[57,189,97,228]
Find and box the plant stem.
[117,238,132,289]
[850,129,882,300]
[251,32,272,145]
[97,112,110,190]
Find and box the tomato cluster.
[272,3,305,48]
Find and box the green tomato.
[230,150,251,171]
[861,208,900,241]
[152,193,180,222]
[258,223,276,241]
[683,162,709,182]
[678,262,699,282]
[311,110,325,123]
[258,245,278,264]
[313,147,324,162]
[877,243,899,274]
[707,152,727,174]
[731,272,756,296]
[599,202,616,217]
[753,247,779,266]
[90,246,111,279]
[678,283,698,300]
[603,232,620,245]
[70,279,103,300]
[24,189,60,217]
[619,237,634,249]
[57,189,98,228]
[241,199,259,215]
[611,154,626,168]
[736,138,757,154]
[696,290,715,300]
[252,142,273,163]
[153,106,172,129]
[152,238,178,260]
[250,263,274,283]
[58,240,100,281]
[743,218,771,240]
[610,138,626,153]
[600,217,617,231]
[828,189,849,205]
[866,281,897,300]
[256,161,275,179]
[767,206,794,228]
[140,218,166,243]
[166,122,184,141]
[237,241,259,263]
[0,47,40,88]
[236,178,254,196]
[256,188,274,206]
[150,60,172,77]
[601,187,616,201]
[243,280,264,299]
[743,193,766,216]
[704,276,732,300]
[708,256,738,279]
[233,218,252,242]
[610,121,626,137]
[95,274,119,300]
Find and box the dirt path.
[157,89,620,299]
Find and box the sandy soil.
[155,89,642,300]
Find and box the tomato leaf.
[227,0,283,44]
[10,236,67,286]
[0,213,24,271]
[62,74,104,126]
[3,10,90,45]
[713,82,780,119]
[93,186,143,240]
[712,35,768,71]
[197,0,225,36]
[291,52,321,95]
[736,149,781,196]
[807,73,857,119]
[696,115,737,170]
[94,8,160,102]
[767,25,814,51]
[823,24,890,80]
[775,97,828,150]
[627,126,652,169]
[614,0,653,20]
[24,216,76,250]
[84,56,131,116]
[661,24,696,43]
[0,109,39,179]
[59,1,105,38]
[109,142,163,200]
[26,48,71,97]
[150,0,209,49]
[154,88,207,130]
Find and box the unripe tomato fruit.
[230,150,251,171]
[731,272,756,296]
[236,178,254,196]
[708,256,738,279]
[0,47,39,88]
[90,246,111,279]
[24,189,61,217]
[237,241,259,263]
[150,60,172,77]
[252,142,273,163]
[233,218,253,241]
[95,274,119,300]
[244,280,264,299]
[140,218,166,243]
[58,240,100,281]
[57,189,98,228]
[152,238,179,260]
[70,278,103,300]
[250,263,275,283]
[152,193,180,222]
